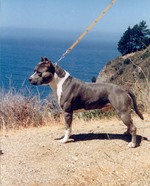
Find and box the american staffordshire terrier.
[29,57,144,147]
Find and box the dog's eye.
[38,72,42,77]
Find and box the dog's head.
[29,57,55,85]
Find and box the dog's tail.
[128,91,144,120]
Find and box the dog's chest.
[57,82,63,106]
[50,72,70,106]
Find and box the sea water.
[0,36,119,98]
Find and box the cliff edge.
[97,45,150,87]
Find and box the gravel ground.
[1,115,150,186]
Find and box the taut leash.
[55,0,117,65]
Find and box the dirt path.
[1,116,150,186]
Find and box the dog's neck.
[49,65,70,103]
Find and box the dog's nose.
[28,77,32,82]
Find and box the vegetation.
[0,89,60,129]
[91,76,96,83]
[0,88,117,129]
[97,46,150,113]
[118,21,150,55]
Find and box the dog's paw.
[128,142,136,148]
[59,138,68,143]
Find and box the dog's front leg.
[60,111,73,143]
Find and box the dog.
[29,57,144,148]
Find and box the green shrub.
[141,50,150,60]
[75,109,116,121]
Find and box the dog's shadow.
[67,133,148,147]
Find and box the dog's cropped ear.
[44,57,54,65]
[41,57,44,62]
[44,57,50,62]
[41,57,53,64]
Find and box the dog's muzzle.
[29,72,53,85]
[28,77,37,85]
[28,76,43,85]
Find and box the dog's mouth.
[30,81,38,85]
[29,77,43,85]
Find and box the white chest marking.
[57,71,70,106]
[49,71,70,106]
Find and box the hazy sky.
[1,0,150,40]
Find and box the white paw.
[59,138,68,143]
[128,142,136,148]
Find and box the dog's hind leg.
[118,110,137,148]
[110,93,137,147]
[60,111,73,143]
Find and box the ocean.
[0,36,119,98]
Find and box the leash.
[55,0,117,65]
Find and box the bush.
[141,50,150,59]
[123,58,131,65]
[91,76,96,83]
[75,109,116,121]
[0,89,60,129]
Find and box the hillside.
[97,45,150,85]
[97,45,150,111]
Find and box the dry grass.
[0,89,60,130]
[97,45,150,112]
[132,79,150,112]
